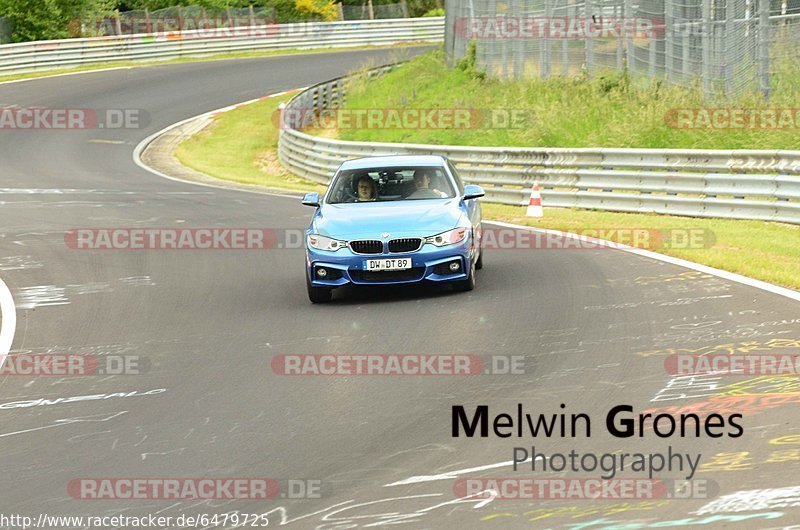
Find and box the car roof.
[338,155,447,171]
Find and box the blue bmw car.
[302,155,484,303]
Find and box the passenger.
[356,176,378,201]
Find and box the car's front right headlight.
[426,227,469,247]
[308,234,347,252]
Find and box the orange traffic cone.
[526,183,544,217]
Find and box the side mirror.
[302,192,320,207]
[463,184,485,201]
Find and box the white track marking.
[384,456,538,487]
[0,411,127,439]
[0,275,16,371]
[486,221,800,303]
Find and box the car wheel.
[475,245,483,270]
[307,275,332,303]
[453,259,475,292]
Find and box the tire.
[475,246,483,270]
[452,259,475,292]
[307,275,332,303]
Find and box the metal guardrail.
[278,70,800,224]
[0,17,444,76]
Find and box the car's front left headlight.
[308,234,347,251]
[426,227,469,247]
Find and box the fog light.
[316,267,328,278]
[449,261,461,272]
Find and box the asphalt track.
[0,47,799,529]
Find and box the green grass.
[175,88,800,290]
[339,50,800,150]
[175,93,326,193]
[0,43,432,84]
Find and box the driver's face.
[415,173,430,188]
[357,181,374,199]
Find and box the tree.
[0,0,116,41]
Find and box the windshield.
[326,166,456,204]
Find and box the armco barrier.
[278,70,800,224]
[0,18,444,76]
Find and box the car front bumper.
[306,241,473,287]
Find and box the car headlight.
[308,234,347,251]
[426,227,469,247]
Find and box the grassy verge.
[340,50,800,150]
[0,43,431,84]
[175,93,326,193]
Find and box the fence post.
[512,0,523,78]
[368,0,375,20]
[758,0,771,100]
[337,2,345,20]
[541,0,552,78]
[724,0,734,96]
[145,8,152,34]
[444,0,456,65]
[702,0,711,97]
[562,2,570,75]
[483,0,496,76]
[249,5,256,26]
[616,1,624,69]
[115,10,122,35]
[585,0,594,75]
[681,20,690,80]
[665,0,673,80]
[400,0,410,18]
[624,0,633,72]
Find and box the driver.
[356,175,378,202]
[411,169,447,198]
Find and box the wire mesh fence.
[444,0,800,98]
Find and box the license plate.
[364,258,412,271]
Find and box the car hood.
[312,199,465,240]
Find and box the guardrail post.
[337,77,345,106]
